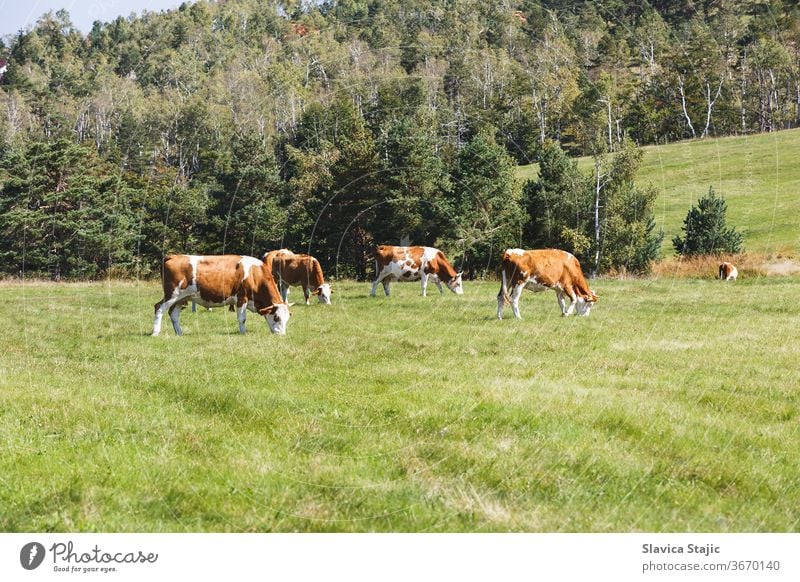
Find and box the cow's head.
[447,272,464,295]
[312,283,332,304]
[258,303,293,334]
[576,290,598,316]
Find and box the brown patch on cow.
[719,262,736,280]
[375,245,458,282]
[375,245,425,272]
[500,249,596,303]
[157,254,285,320]
[271,250,327,291]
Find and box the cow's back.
[502,249,564,287]
[273,253,322,286]
[165,254,248,303]
[503,249,593,297]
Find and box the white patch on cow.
[507,248,525,256]
[239,256,263,280]
[188,255,201,286]
[265,303,291,335]
[422,246,439,263]
[576,296,593,316]
[525,276,548,293]
[317,283,332,304]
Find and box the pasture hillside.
[517,128,800,255]
[1,279,798,532]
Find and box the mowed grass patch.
[516,128,800,254]
[0,278,798,532]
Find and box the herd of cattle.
[152,246,738,336]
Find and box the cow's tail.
[498,264,511,305]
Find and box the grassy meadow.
[1,278,798,532]
[517,128,800,255]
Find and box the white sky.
[0,0,189,37]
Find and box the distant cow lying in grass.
[270,249,332,305]
[719,262,738,281]
[153,252,292,336]
[498,248,598,319]
[371,245,463,297]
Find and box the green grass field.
[517,128,800,255]
[1,278,798,532]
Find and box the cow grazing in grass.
[270,249,332,305]
[371,245,463,297]
[719,262,738,281]
[153,252,292,336]
[497,248,598,319]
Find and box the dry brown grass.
[650,251,800,279]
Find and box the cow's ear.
[258,304,276,315]
[287,303,296,308]
[312,287,322,295]
[456,271,463,278]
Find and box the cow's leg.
[303,287,311,305]
[371,270,388,297]
[563,287,578,316]
[497,271,508,320]
[434,277,444,294]
[280,282,290,303]
[152,285,185,336]
[556,289,568,315]
[169,301,186,336]
[420,272,429,296]
[152,300,167,336]
[237,299,248,334]
[382,279,391,297]
[510,284,524,319]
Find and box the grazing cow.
[719,262,738,281]
[270,249,332,305]
[153,252,292,336]
[371,245,463,297]
[497,248,598,319]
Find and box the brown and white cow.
[719,261,738,281]
[371,245,463,297]
[497,248,598,319]
[153,252,292,336]
[270,249,332,305]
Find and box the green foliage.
[595,143,664,274]
[673,186,744,256]
[449,130,523,272]
[0,140,140,278]
[522,140,590,259]
[522,140,662,273]
[1,0,796,277]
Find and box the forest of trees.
[1,0,797,279]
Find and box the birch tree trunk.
[678,75,697,138]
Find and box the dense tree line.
[1,0,794,278]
